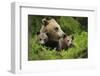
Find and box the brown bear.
[57,34,74,50]
[37,32,48,45]
[40,17,65,41]
[37,17,74,51]
[37,31,59,49]
[37,32,74,51]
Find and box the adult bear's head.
[40,17,65,41]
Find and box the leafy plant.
[28,16,88,60]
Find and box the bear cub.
[37,31,59,50]
[37,32,74,51]
[57,34,74,51]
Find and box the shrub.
[59,16,82,34]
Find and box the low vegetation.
[28,16,88,60]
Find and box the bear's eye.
[67,40,70,42]
[39,39,42,41]
[54,27,59,31]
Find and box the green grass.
[28,16,88,60]
[28,31,88,60]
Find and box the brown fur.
[40,18,65,41]
[57,35,74,50]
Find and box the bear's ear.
[37,31,40,35]
[42,18,49,26]
[63,34,67,38]
[68,35,74,40]
[71,35,74,40]
[44,21,49,26]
